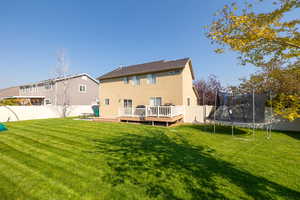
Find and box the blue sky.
[1,0,296,89]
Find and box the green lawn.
[0,119,299,200]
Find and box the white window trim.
[123,77,129,84]
[79,84,87,93]
[123,99,133,108]
[132,76,140,85]
[147,74,156,84]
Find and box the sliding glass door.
[149,97,162,106]
[123,99,132,108]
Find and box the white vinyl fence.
[269,118,300,132]
[184,105,300,132]
[0,105,94,122]
[1,105,299,132]
[184,105,214,123]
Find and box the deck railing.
[119,106,184,118]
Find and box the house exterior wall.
[99,62,197,118]
[99,70,183,118]
[0,87,20,98]
[55,76,99,105]
[19,75,99,105]
[182,62,198,106]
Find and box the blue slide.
[0,123,7,132]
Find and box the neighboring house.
[0,86,19,98]
[97,58,199,124]
[0,73,99,106]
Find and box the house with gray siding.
[0,74,99,106]
[0,86,19,98]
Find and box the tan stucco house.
[97,58,199,124]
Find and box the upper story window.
[45,83,53,90]
[79,85,87,93]
[147,74,156,84]
[32,85,38,93]
[123,77,129,84]
[187,98,191,106]
[20,87,25,93]
[21,85,38,93]
[132,76,140,85]
[168,70,181,75]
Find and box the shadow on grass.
[183,124,248,135]
[89,130,300,200]
[280,131,300,140]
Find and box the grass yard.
[0,118,299,200]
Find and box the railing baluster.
[145,106,147,117]
[119,106,183,118]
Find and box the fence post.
[157,106,160,117]
[170,106,172,117]
[145,106,147,117]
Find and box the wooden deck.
[93,115,184,126]
[93,117,120,123]
[119,115,183,126]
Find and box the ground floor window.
[45,99,51,105]
[105,98,110,105]
[123,99,132,108]
[149,97,162,106]
[79,85,87,93]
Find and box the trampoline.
[206,89,274,139]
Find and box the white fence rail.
[119,106,184,118]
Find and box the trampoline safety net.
[209,92,267,123]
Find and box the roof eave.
[187,59,195,80]
[97,66,185,81]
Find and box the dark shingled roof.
[97,58,193,80]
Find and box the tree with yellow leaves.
[208,0,300,121]
[208,0,300,67]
